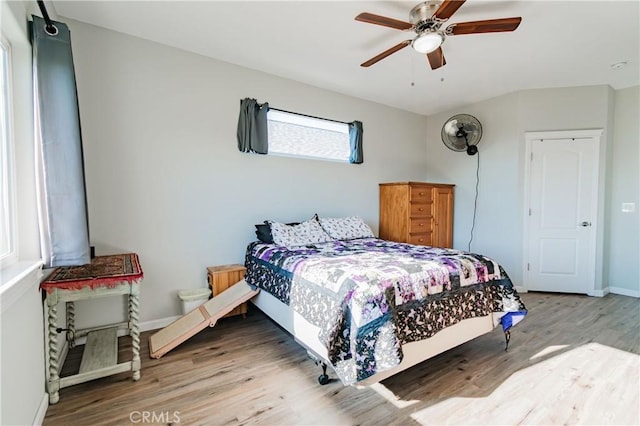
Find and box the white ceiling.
[51,0,640,116]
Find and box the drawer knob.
[418,208,424,211]
[419,192,424,196]
[419,223,424,227]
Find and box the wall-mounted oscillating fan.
[441,114,482,156]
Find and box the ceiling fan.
[355,0,522,70]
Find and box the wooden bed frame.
[249,282,497,386]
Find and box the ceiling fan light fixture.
[356,2,522,69]
[411,31,444,54]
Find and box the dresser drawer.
[410,203,432,217]
[410,218,433,233]
[408,233,432,246]
[409,186,432,203]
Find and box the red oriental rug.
[40,253,143,293]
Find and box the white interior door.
[525,131,600,294]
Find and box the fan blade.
[355,12,412,30]
[361,40,411,67]
[433,0,466,20]
[447,17,522,35]
[427,47,446,70]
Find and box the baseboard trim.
[33,392,48,425]
[609,286,640,298]
[591,288,608,297]
[515,286,527,294]
[140,315,181,333]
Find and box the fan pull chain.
[410,53,416,87]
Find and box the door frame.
[522,129,604,296]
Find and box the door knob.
[580,221,591,227]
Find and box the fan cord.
[468,150,480,252]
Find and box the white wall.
[1,271,45,426]
[425,93,523,283]
[425,84,638,295]
[0,1,47,424]
[65,20,429,326]
[607,86,639,295]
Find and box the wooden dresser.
[379,182,454,248]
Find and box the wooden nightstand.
[207,264,247,318]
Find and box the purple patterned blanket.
[245,238,526,384]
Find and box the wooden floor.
[44,292,639,425]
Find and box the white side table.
[41,253,143,404]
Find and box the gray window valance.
[237,98,269,154]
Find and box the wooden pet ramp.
[149,280,259,359]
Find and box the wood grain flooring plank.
[44,292,639,425]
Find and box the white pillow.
[318,216,375,240]
[269,217,334,247]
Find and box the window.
[267,109,351,162]
[0,36,16,266]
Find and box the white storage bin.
[178,288,210,314]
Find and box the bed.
[244,216,527,386]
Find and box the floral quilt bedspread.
[245,238,527,385]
